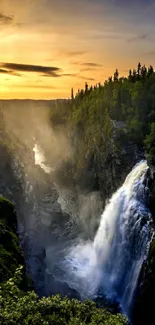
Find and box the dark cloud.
[0,68,10,74]
[65,51,86,56]
[41,74,61,78]
[0,63,61,77]
[80,67,98,72]
[78,75,96,81]
[0,62,96,82]
[127,33,148,43]
[0,13,14,24]
[62,73,77,77]
[0,68,21,76]
[81,62,102,67]
[73,62,102,68]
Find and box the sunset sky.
[0,0,155,99]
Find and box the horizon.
[0,0,155,99]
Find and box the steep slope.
[0,196,24,282]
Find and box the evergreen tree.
[132,69,137,82]
[85,82,88,93]
[137,62,141,78]
[114,69,119,82]
[71,88,74,100]
[148,65,154,76]
[128,69,132,81]
[141,65,147,80]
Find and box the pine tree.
[141,65,147,80]
[148,65,154,76]
[114,69,119,82]
[137,62,141,78]
[85,82,88,93]
[132,69,137,82]
[71,88,74,100]
[128,69,132,81]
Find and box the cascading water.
[33,143,53,174]
[1,102,153,321]
[58,161,153,318]
[10,138,153,319]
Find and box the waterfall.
[59,161,152,318]
[33,143,53,174]
[12,140,153,318]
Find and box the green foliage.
[0,267,127,325]
[0,197,24,283]
[0,196,16,230]
[49,63,155,187]
[144,122,155,164]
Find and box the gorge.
[0,97,155,325]
[1,0,155,322]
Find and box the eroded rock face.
[132,239,155,325]
[97,143,144,203]
[131,166,155,325]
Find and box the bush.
[0,267,127,325]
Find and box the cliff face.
[132,239,155,325]
[0,141,24,282]
[132,165,155,325]
[69,129,144,206]
[1,123,155,324]
[95,141,143,203]
[0,139,80,297]
[0,196,24,282]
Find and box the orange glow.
[0,0,154,99]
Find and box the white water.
[16,141,153,318]
[33,143,53,174]
[59,161,152,318]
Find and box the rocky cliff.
[0,196,24,282]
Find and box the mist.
[0,99,103,298]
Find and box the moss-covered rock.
[0,196,24,282]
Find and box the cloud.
[62,73,77,77]
[0,68,10,74]
[0,62,61,77]
[127,33,148,43]
[80,67,98,72]
[81,62,103,67]
[61,73,96,81]
[67,51,86,56]
[73,62,103,69]
[61,50,86,57]
[78,75,96,81]
[0,68,21,76]
[0,13,14,24]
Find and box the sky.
[0,0,155,99]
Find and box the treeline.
[50,63,155,183]
[70,62,155,146]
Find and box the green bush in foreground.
[0,267,127,325]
